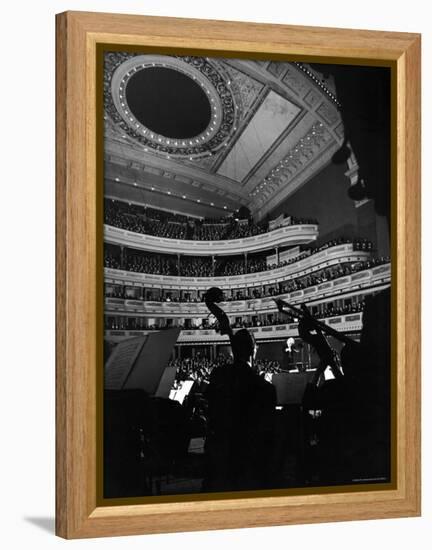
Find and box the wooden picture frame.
[56,10,421,539]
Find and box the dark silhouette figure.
[343,287,392,482]
[298,288,391,485]
[104,390,190,498]
[203,329,276,492]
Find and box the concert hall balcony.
[104,311,365,345]
[104,199,319,256]
[104,222,320,256]
[104,240,380,295]
[105,261,390,321]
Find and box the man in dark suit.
[203,329,276,492]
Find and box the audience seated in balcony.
[104,299,366,334]
[104,251,121,269]
[125,252,176,276]
[179,256,214,277]
[104,234,378,280]
[105,249,387,297]
[104,199,318,241]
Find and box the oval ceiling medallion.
[105,54,239,159]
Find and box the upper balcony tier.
[104,222,319,256]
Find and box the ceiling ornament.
[294,62,341,107]
[250,122,331,200]
[104,53,240,159]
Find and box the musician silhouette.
[202,289,276,492]
[279,296,390,484]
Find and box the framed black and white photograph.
[102,49,393,498]
[55,11,420,538]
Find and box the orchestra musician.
[275,295,391,484]
[202,288,277,492]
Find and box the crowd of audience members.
[168,354,282,385]
[125,253,174,276]
[319,300,365,318]
[168,354,226,385]
[104,199,317,242]
[179,257,214,278]
[311,236,373,253]
[104,300,366,332]
[104,236,381,279]
[277,258,386,294]
[107,264,380,301]
[105,253,389,305]
[104,253,121,269]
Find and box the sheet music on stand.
[169,380,195,404]
[104,336,147,390]
[104,328,181,394]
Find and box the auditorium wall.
[267,160,390,256]
[268,161,360,244]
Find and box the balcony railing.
[104,243,376,291]
[104,222,319,256]
[105,263,390,318]
[104,314,364,344]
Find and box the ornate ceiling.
[104,53,347,219]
